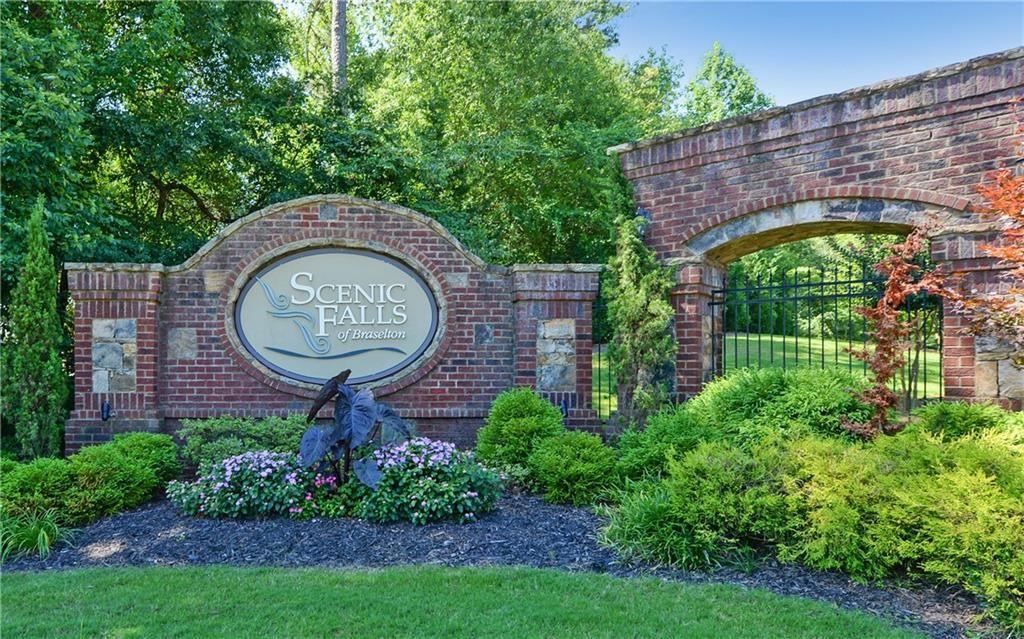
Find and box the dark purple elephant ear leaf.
[299,426,333,467]
[353,457,383,489]
[377,404,411,444]
[347,388,377,449]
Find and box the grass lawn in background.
[720,332,942,398]
[2,565,921,638]
[594,334,942,417]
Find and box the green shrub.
[527,432,618,505]
[362,438,502,525]
[0,457,74,517]
[0,457,19,475]
[605,440,794,569]
[178,414,308,467]
[685,368,790,437]
[780,428,1024,629]
[913,401,1012,439]
[754,368,870,440]
[616,406,721,479]
[109,432,182,482]
[66,445,159,524]
[0,507,71,561]
[684,368,870,445]
[476,388,564,466]
[608,427,1024,627]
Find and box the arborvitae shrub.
[476,388,564,466]
[913,401,1012,439]
[528,431,617,505]
[0,199,68,459]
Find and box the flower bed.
[167,438,502,526]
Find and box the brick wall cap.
[511,263,604,273]
[608,46,1024,157]
[65,262,166,272]
[67,195,503,275]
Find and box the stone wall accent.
[537,318,576,392]
[612,48,1024,404]
[66,196,603,452]
[91,319,138,392]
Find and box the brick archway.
[612,48,1024,405]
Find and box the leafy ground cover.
[2,565,920,639]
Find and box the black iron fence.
[592,265,944,419]
[710,266,943,407]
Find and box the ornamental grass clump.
[361,438,502,525]
[167,451,308,519]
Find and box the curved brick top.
[610,47,1024,164]
[613,48,1023,263]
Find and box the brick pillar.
[672,259,726,399]
[511,264,602,428]
[65,264,164,453]
[932,232,1022,408]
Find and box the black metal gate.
[709,266,943,406]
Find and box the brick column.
[65,264,164,453]
[932,232,1022,408]
[671,259,726,399]
[511,264,602,429]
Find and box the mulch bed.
[6,495,993,639]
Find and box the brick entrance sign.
[65,196,601,452]
[613,48,1024,407]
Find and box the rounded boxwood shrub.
[913,401,1011,439]
[0,457,74,517]
[527,431,618,505]
[167,451,307,518]
[178,414,308,467]
[476,388,564,466]
[109,432,182,482]
[66,445,159,524]
[362,438,502,525]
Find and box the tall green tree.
[605,215,677,422]
[682,42,773,127]
[1,199,68,459]
[1,0,323,301]
[356,0,682,263]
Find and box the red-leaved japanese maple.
[844,228,945,439]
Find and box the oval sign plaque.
[234,248,439,385]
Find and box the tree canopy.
[1,1,775,308]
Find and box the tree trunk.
[330,0,347,98]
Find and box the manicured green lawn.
[2,565,920,638]
[721,332,942,399]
